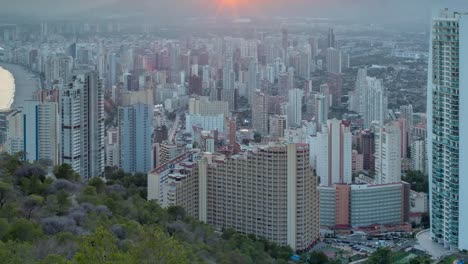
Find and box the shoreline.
[0,66,15,110]
[0,63,41,110]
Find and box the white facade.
[353,68,388,129]
[364,77,388,128]
[326,47,342,74]
[316,119,352,186]
[22,101,59,166]
[288,88,303,127]
[188,97,229,118]
[411,139,427,174]
[375,122,401,184]
[185,114,224,135]
[61,71,105,179]
[5,110,24,155]
[429,10,468,250]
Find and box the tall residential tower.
[428,9,468,250]
[61,71,105,179]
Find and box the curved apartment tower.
[428,9,468,250]
[148,143,320,251]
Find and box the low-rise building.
[319,183,410,228]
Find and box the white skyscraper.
[411,139,427,175]
[315,93,329,128]
[428,9,468,250]
[351,69,388,128]
[316,119,352,186]
[22,101,60,166]
[326,47,342,74]
[364,77,388,128]
[61,71,105,179]
[375,122,401,184]
[247,60,259,103]
[288,88,303,127]
[5,110,24,156]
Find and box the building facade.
[428,10,468,250]
[316,119,352,186]
[61,71,105,179]
[319,183,410,228]
[23,101,59,165]
[375,122,402,184]
[118,103,153,173]
[148,143,320,251]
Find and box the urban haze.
[0,0,467,263]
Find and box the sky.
[0,0,467,23]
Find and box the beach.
[0,66,15,110]
[0,63,40,110]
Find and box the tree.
[366,247,392,264]
[56,190,71,215]
[0,181,13,209]
[403,171,428,193]
[0,152,23,176]
[23,195,44,220]
[308,251,329,264]
[74,226,129,264]
[420,212,430,229]
[167,206,186,222]
[53,164,79,182]
[128,226,190,264]
[0,240,35,264]
[0,218,9,241]
[88,177,106,194]
[39,254,70,264]
[409,256,431,264]
[6,218,43,242]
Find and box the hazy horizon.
[1,0,467,24]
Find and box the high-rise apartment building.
[316,119,352,186]
[23,101,59,166]
[288,88,303,127]
[61,71,105,179]
[351,69,388,128]
[269,115,287,138]
[327,28,336,48]
[411,139,427,175]
[247,60,259,103]
[252,90,269,135]
[428,9,468,250]
[148,143,320,251]
[400,104,414,141]
[364,77,388,128]
[375,122,401,184]
[326,47,342,74]
[5,110,24,156]
[118,103,153,173]
[105,127,119,168]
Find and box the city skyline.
[0,1,467,263]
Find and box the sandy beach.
[0,66,14,110]
[0,63,40,110]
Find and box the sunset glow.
[214,0,257,16]
[217,0,249,9]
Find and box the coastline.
[0,66,15,110]
[0,63,40,110]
